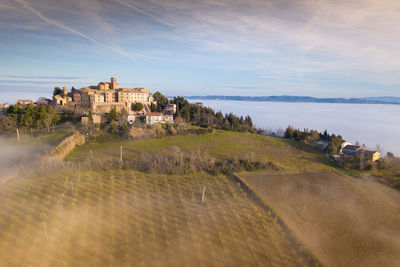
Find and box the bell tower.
[63,86,68,95]
[111,77,117,89]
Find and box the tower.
[63,86,68,95]
[111,77,117,90]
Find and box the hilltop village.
[53,77,175,125]
[0,78,386,170]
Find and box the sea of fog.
[194,100,400,156]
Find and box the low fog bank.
[196,100,400,155]
[0,137,51,178]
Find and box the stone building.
[54,77,156,114]
[53,94,72,105]
[117,88,154,104]
[105,91,116,103]
[98,77,119,90]
[89,94,105,103]
[16,99,33,106]
[73,93,81,102]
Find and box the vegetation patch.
[67,131,333,172]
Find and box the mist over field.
[196,100,400,155]
[0,137,51,178]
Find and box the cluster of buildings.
[3,78,175,126]
[53,77,156,114]
[53,77,175,125]
[330,142,381,163]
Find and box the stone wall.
[91,102,132,114]
[48,131,86,160]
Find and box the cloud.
[1,75,87,80]
[1,0,400,96]
[114,0,174,28]
[0,80,79,84]
[13,0,135,61]
[137,0,400,85]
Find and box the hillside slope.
[0,169,319,266]
[66,130,333,172]
[239,170,400,267]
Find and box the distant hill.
[360,96,400,104]
[186,95,400,105]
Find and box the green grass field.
[0,169,319,266]
[67,131,334,172]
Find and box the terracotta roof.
[146,112,162,116]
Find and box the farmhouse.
[362,150,381,162]
[145,112,173,125]
[341,144,380,162]
[342,145,365,157]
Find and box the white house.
[127,115,136,124]
[145,112,173,125]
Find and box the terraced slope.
[0,170,319,266]
[239,170,400,267]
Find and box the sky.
[1,0,400,103]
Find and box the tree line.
[0,104,60,132]
[154,95,255,132]
[284,126,344,155]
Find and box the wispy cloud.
[13,0,135,61]
[114,0,174,28]
[1,75,86,80]
[1,0,400,97]
[0,80,78,84]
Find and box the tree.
[285,126,295,139]
[244,115,253,128]
[153,91,168,110]
[0,116,17,132]
[150,102,157,112]
[43,113,53,131]
[53,87,63,96]
[182,109,190,122]
[88,109,93,123]
[327,136,343,155]
[109,106,117,121]
[309,129,320,141]
[134,102,143,112]
[322,130,329,140]
[111,121,118,135]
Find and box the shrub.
[134,102,143,111]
